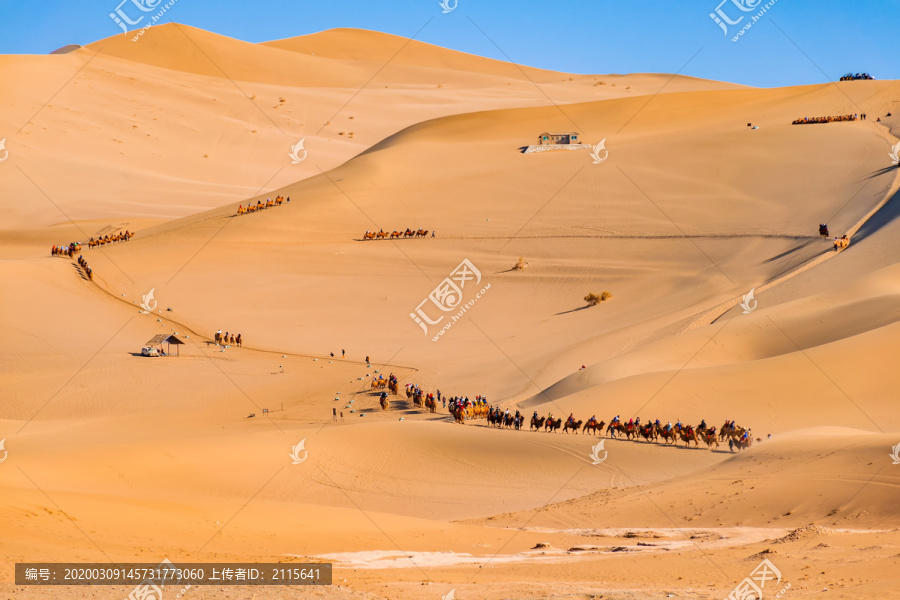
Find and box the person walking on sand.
[330,352,334,358]
[333,407,337,422]
[342,349,345,358]
[366,355,370,364]
[236,333,242,347]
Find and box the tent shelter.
[145,334,185,356]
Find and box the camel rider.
[635,416,641,426]
[589,415,597,426]
[548,413,554,424]
[533,410,539,420]
[700,419,707,429]
[567,413,574,426]
[655,419,661,427]
[741,429,751,441]
[676,419,682,428]
[665,421,672,432]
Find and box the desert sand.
[1,24,899,600]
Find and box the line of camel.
[236,196,288,215]
[364,229,431,240]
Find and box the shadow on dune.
[851,185,900,245]
[555,305,590,316]
[761,238,820,264]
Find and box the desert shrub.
[600,291,613,301]
[585,293,601,306]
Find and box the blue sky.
[0,0,895,88]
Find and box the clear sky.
[0,0,896,88]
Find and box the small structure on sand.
[145,334,185,357]
[523,132,592,154]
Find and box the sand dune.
[2,23,900,600]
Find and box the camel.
[404,229,414,238]
[729,436,752,452]
[677,427,700,447]
[637,424,656,442]
[266,199,275,208]
[377,230,389,239]
[657,427,677,445]
[416,229,428,237]
[275,196,284,206]
[701,430,719,450]
[390,230,402,239]
[582,419,606,435]
[371,378,386,389]
[363,232,377,240]
[545,418,562,433]
[237,206,246,215]
[380,396,389,410]
[607,422,628,438]
[388,380,398,395]
[530,416,546,431]
[563,419,583,434]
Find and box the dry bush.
[514,256,529,270]
[600,291,613,301]
[584,293,601,306]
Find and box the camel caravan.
[87,231,134,248]
[76,255,93,281]
[792,113,865,125]
[368,375,754,452]
[363,228,432,240]
[52,242,82,257]
[236,196,287,215]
